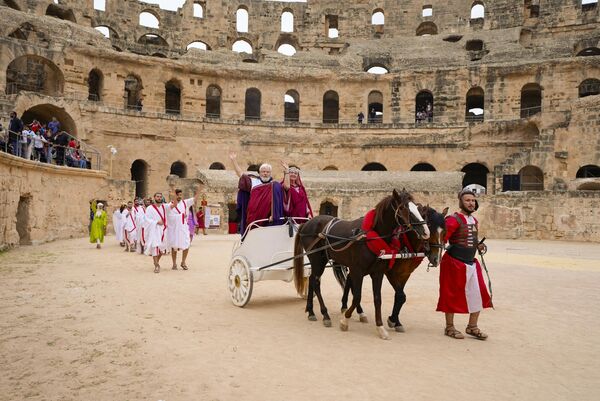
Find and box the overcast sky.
[139,0,306,11]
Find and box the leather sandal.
[180,263,188,270]
[444,325,464,339]
[153,264,160,274]
[466,325,488,340]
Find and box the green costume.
[89,200,107,243]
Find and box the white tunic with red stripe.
[122,209,137,243]
[134,206,146,246]
[143,204,168,256]
[166,198,194,250]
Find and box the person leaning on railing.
[8,111,23,157]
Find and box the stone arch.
[21,103,77,135]
[170,161,187,178]
[236,6,249,33]
[462,162,489,189]
[519,165,544,191]
[411,163,436,171]
[193,2,204,18]
[281,9,294,32]
[245,88,261,120]
[416,21,437,36]
[520,83,542,117]
[45,4,76,23]
[466,86,485,122]
[365,64,389,74]
[577,47,600,56]
[368,90,383,123]
[124,74,143,110]
[206,85,222,118]
[139,10,160,28]
[323,90,339,123]
[372,9,384,25]
[277,43,297,56]
[6,55,64,96]
[319,199,338,217]
[187,41,210,51]
[8,22,34,40]
[362,162,387,171]
[284,90,300,122]
[323,165,338,171]
[94,25,119,39]
[131,159,149,198]
[165,79,182,114]
[88,68,103,101]
[579,79,600,98]
[232,38,253,54]
[247,164,260,172]
[3,0,21,11]
[138,34,168,47]
[209,162,226,170]
[470,2,485,19]
[576,165,600,178]
[416,90,434,123]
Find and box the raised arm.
[229,152,244,178]
[281,160,290,190]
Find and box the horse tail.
[293,223,306,295]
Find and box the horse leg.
[313,273,332,327]
[306,274,317,321]
[387,286,407,332]
[372,272,390,340]
[340,272,363,332]
[340,275,351,313]
[345,277,368,323]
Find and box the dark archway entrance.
[323,90,339,123]
[245,88,261,120]
[206,85,221,118]
[462,162,489,188]
[319,201,338,217]
[131,160,149,198]
[362,162,387,171]
[21,104,77,135]
[165,80,181,114]
[170,161,187,178]
[6,55,64,96]
[16,195,32,245]
[209,162,226,170]
[576,165,600,178]
[411,163,436,171]
[88,69,102,101]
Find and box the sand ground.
[1,235,599,401]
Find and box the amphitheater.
[0,1,599,400]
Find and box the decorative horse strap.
[304,218,365,254]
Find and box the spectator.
[357,112,364,124]
[8,111,23,157]
[54,131,69,165]
[30,119,41,133]
[47,117,60,136]
[42,124,54,164]
[20,126,33,160]
[0,123,9,153]
[32,130,47,161]
[135,98,143,111]
[369,108,376,123]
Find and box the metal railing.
[465,114,484,122]
[520,106,542,118]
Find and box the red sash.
[152,204,167,241]
[174,200,187,225]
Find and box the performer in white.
[134,198,147,254]
[122,201,137,252]
[167,188,200,270]
[144,193,169,273]
[112,204,125,246]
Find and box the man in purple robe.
[230,152,284,235]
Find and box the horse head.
[391,188,430,240]
[419,205,448,267]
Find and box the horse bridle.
[392,200,427,233]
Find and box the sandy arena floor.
[1,235,599,401]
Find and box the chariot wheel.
[227,256,253,307]
[332,264,349,289]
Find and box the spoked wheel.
[332,263,349,290]
[227,256,253,307]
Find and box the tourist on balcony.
[42,125,54,163]
[0,123,9,154]
[230,152,284,235]
[357,111,364,124]
[281,162,313,220]
[54,131,70,165]
[369,108,376,123]
[8,111,23,157]
[32,130,47,162]
[21,126,34,160]
[47,117,60,136]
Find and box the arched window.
[236,7,249,33]
[470,2,485,19]
[579,79,600,98]
[323,165,338,171]
[94,0,106,11]
[165,80,181,115]
[577,47,600,56]
[94,26,110,38]
[187,41,209,51]
[232,39,252,54]
[20,103,78,136]
[465,87,484,122]
[365,65,389,74]
[462,163,489,189]
[139,11,160,29]
[519,165,544,191]
[277,44,296,56]
[193,3,204,18]
[170,161,187,178]
[368,91,383,123]
[131,160,149,198]
[138,34,168,46]
[6,55,64,96]
[88,69,102,101]
[284,90,300,122]
[245,88,261,120]
[576,165,600,178]
[124,74,143,110]
[422,5,433,17]
[281,10,294,32]
[209,162,226,170]
[362,162,387,171]
[206,85,221,118]
[582,0,598,12]
[323,91,339,123]
[415,91,434,123]
[326,15,339,38]
[520,83,542,118]
[411,163,436,171]
[416,21,437,36]
[372,10,384,25]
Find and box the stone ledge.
[0,152,107,179]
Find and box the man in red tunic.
[437,188,492,340]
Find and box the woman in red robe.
[281,163,313,219]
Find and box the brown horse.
[293,189,430,339]
[338,205,447,333]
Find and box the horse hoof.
[340,319,349,332]
[308,314,317,322]
[377,326,390,340]
[340,308,347,314]
[395,324,405,333]
[323,319,332,327]
[387,317,395,329]
[359,313,368,323]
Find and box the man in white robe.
[112,205,125,246]
[134,198,147,254]
[144,193,169,273]
[122,201,137,252]
[167,188,199,270]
